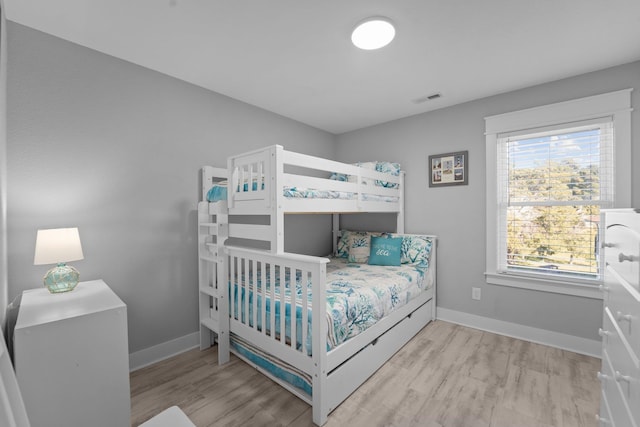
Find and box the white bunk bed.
[197,145,436,426]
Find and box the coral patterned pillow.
[397,235,433,267]
[347,232,372,263]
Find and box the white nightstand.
[13,279,131,427]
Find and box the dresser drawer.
[603,307,639,422]
[604,264,640,361]
[599,349,637,427]
[604,223,640,291]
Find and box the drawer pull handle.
[615,371,631,383]
[602,242,615,248]
[616,311,633,323]
[598,328,610,338]
[618,252,638,263]
[598,285,610,292]
[597,371,609,382]
[595,414,610,425]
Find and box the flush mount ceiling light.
[351,18,395,50]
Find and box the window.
[485,90,632,298]
[498,119,614,280]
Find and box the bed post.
[332,214,340,255]
[197,202,214,350]
[216,213,230,364]
[311,262,329,425]
[397,171,405,233]
[200,167,209,202]
[431,238,437,321]
[227,156,237,211]
[271,145,285,253]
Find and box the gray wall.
[337,60,640,341]
[0,2,6,327]
[6,22,335,353]
[5,18,638,354]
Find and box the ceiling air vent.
[412,93,442,104]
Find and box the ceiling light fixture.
[351,17,395,50]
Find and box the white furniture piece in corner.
[139,406,196,427]
[598,209,640,427]
[0,328,30,427]
[2,325,194,427]
[13,280,130,427]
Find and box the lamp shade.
[34,228,84,265]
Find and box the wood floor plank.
[130,321,601,427]
[498,365,557,424]
[489,405,556,427]
[508,340,550,374]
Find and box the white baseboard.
[128,308,601,371]
[129,332,200,372]
[436,307,601,358]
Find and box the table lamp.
[34,227,84,293]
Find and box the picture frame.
[428,150,468,187]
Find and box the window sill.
[485,272,603,299]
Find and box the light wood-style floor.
[130,321,601,427]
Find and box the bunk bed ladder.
[197,201,230,364]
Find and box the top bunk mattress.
[207,182,398,203]
[206,160,402,204]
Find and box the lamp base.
[43,263,80,293]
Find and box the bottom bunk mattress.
[229,256,434,353]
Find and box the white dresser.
[13,280,131,427]
[598,209,640,427]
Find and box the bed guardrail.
[226,145,404,216]
[224,246,330,373]
[201,165,228,202]
[227,145,274,210]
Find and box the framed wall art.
[428,150,468,187]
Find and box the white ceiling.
[5,0,640,134]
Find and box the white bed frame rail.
[227,145,403,212]
[224,247,329,372]
[200,165,228,203]
[227,145,405,251]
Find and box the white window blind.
[496,118,614,281]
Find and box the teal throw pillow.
[368,236,402,266]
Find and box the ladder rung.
[199,286,218,297]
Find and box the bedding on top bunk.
[206,180,265,202]
[207,183,399,203]
[205,161,401,202]
[329,161,401,189]
[283,187,398,203]
[205,180,258,202]
[206,182,228,202]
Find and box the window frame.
[485,89,632,299]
